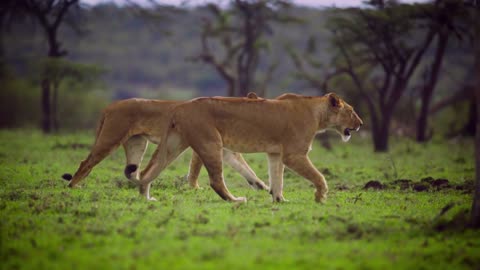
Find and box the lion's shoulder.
[275,93,317,100]
[191,96,267,104]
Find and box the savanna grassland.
[0,130,479,269]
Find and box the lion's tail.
[93,111,107,148]
[61,112,107,181]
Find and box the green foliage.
[0,71,109,130]
[31,58,105,86]
[0,75,40,128]
[3,4,333,98]
[0,130,478,269]
[2,3,475,136]
[56,87,109,130]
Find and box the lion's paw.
[315,191,327,204]
[233,197,247,203]
[272,194,288,203]
[251,181,269,191]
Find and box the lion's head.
[324,93,363,142]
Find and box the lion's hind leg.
[137,133,189,200]
[191,138,246,203]
[188,150,269,191]
[68,139,124,187]
[123,135,149,181]
[223,150,269,191]
[68,115,129,187]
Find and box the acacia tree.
[21,0,80,133]
[289,1,467,145]
[287,36,335,94]
[0,0,29,77]
[193,0,296,97]
[323,1,456,151]
[35,59,103,130]
[415,0,468,142]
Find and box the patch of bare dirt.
[412,183,429,192]
[334,184,349,191]
[52,143,90,150]
[363,180,384,190]
[362,177,473,193]
[392,179,413,190]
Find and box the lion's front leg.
[187,151,203,189]
[282,154,328,203]
[267,153,287,202]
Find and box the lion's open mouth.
[344,126,361,136]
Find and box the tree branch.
[52,0,78,31]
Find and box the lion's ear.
[326,93,340,107]
[247,92,259,99]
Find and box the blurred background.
[0,0,476,151]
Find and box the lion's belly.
[145,135,162,144]
[215,116,285,153]
[222,136,281,153]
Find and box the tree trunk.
[0,24,5,79]
[462,101,476,137]
[371,112,391,152]
[237,4,253,97]
[227,80,236,97]
[41,78,52,133]
[472,14,480,228]
[52,81,59,131]
[416,33,448,142]
[42,27,63,133]
[372,127,389,152]
[416,90,432,142]
[473,84,480,228]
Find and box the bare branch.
[52,0,78,31]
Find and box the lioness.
[63,96,269,192]
[88,93,363,203]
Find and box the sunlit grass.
[0,130,478,269]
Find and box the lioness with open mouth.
[67,92,362,203]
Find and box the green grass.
[0,130,478,270]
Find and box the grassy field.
[0,130,479,269]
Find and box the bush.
[0,75,110,131]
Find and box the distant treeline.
[4,3,331,99]
[1,1,474,142]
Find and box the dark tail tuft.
[124,164,138,179]
[62,173,73,181]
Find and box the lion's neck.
[311,100,330,131]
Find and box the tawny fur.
[65,97,269,197]
[124,93,363,202]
